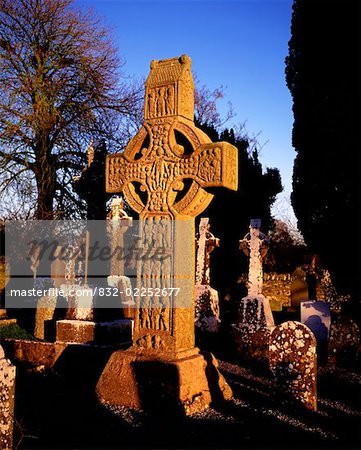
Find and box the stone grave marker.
[0,345,15,450]
[301,300,331,342]
[289,266,309,312]
[269,321,317,411]
[233,220,274,362]
[195,218,221,332]
[96,54,237,413]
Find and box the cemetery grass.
[12,346,361,450]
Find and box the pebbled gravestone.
[0,345,15,450]
[269,321,317,411]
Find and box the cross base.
[96,346,232,415]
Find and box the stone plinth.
[96,347,232,415]
[0,346,15,450]
[269,321,317,411]
[56,319,133,344]
[195,285,220,333]
[238,294,274,329]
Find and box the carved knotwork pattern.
[105,55,238,350]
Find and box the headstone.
[34,292,58,339]
[0,345,15,450]
[301,301,331,341]
[195,218,221,332]
[97,54,238,413]
[289,267,309,312]
[269,321,317,411]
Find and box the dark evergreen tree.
[286,0,361,300]
[197,121,282,304]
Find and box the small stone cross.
[240,220,269,297]
[196,218,219,286]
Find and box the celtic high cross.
[106,55,238,353]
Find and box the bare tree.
[0,0,141,219]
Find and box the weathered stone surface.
[107,198,132,277]
[107,275,136,320]
[328,315,360,367]
[61,285,93,321]
[34,293,57,339]
[56,319,132,344]
[195,219,221,332]
[269,321,317,411]
[96,348,232,415]
[102,54,237,410]
[0,345,15,450]
[238,294,274,329]
[238,221,274,329]
[1,340,68,368]
[289,267,309,311]
[195,285,220,333]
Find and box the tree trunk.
[34,154,57,220]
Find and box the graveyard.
[0,52,360,450]
[0,1,360,449]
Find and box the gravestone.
[96,55,237,413]
[0,345,15,450]
[233,220,274,362]
[269,321,317,411]
[289,267,309,312]
[301,300,331,342]
[195,218,221,332]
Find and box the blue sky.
[79,0,296,222]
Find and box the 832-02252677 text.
[93,287,181,297]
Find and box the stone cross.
[105,55,238,353]
[107,197,132,277]
[195,218,220,286]
[240,220,268,297]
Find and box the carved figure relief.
[105,55,238,350]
